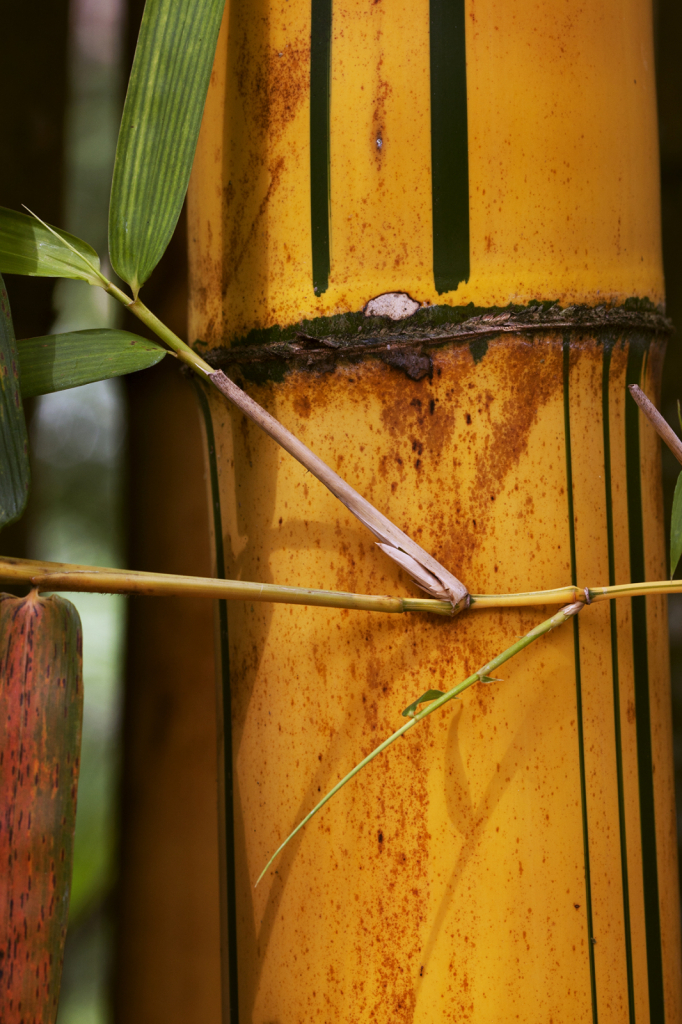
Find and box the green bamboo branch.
[255,600,584,887]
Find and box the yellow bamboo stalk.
[187,2,682,1019]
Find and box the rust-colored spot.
[293,394,312,419]
[371,62,392,168]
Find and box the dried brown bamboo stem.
[208,370,469,610]
[628,384,682,466]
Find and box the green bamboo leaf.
[402,689,446,718]
[0,207,101,284]
[670,471,682,578]
[109,0,225,294]
[17,329,166,399]
[0,275,30,529]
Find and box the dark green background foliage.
[0,273,29,528]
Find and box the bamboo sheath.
[187,1,682,1023]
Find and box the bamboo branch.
[0,557,453,616]
[628,384,682,466]
[3,557,682,612]
[469,579,682,607]
[255,601,584,886]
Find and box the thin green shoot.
[255,600,583,887]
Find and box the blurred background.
[2,0,126,1020]
[1,2,217,1022]
[0,0,681,1020]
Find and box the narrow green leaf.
[0,207,101,284]
[671,471,682,578]
[402,689,446,718]
[109,0,225,293]
[17,329,166,399]
[677,399,682,436]
[0,275,30,529]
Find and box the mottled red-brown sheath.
[0,591,83,1023]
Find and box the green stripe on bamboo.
[604,338,637,1023]
[563,337,598,1023]
[429,0,469,291]
[625,339,665,1022]
[309,0,332,295]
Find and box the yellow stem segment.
[2,557,682,612]
[0,557,452,615]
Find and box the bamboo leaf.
[17,329,166,399]
[671,471,682,578]
[0,275,30,529]
[109,0,225,294]
[0,207,101,284]
[402,689,446,718]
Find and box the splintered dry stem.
[254,601,583,886]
